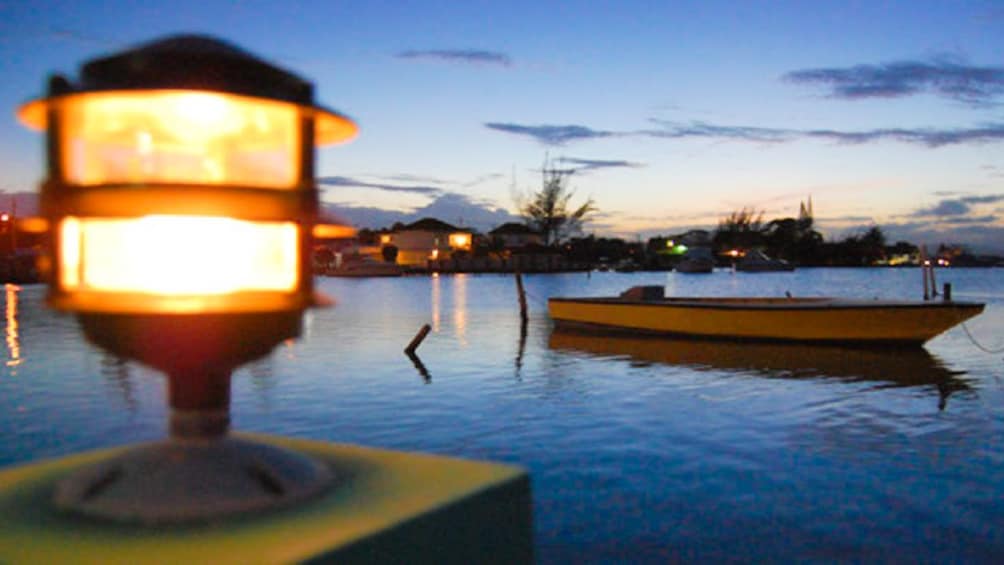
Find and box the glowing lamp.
[18,35,357,523]
[449,232,472,250]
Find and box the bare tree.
[517,157,596,246]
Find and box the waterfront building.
[384,218,473,267]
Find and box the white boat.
[675,247,714,273]
[735,250,794,272]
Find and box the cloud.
[410,193,518,228]
[488,119,1004,149]
[319,203,410,230]
[374,173,452,185]
[649,120,1004,148]
[484,123,617,146]
[910,194,1004,217]
[644,120,795,143]
[460,173,506,188]
[324,193,518,232]
[317,175,442,196]
[803,125,1004,147]
[820,215,876,224]
[783,57,1004,106]
[913,199,971,216]
[556,157,644,172]
[874,222,1004,254]
[941,215,997,225]
[960,194,1004,205]
[397,49,511,67]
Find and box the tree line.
[711,207,906,266]
[351,157,998,268]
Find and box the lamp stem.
[168,368,232,439]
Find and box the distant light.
[0,214,8,222]
[449,232,471,250]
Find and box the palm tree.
[517,158,596,247]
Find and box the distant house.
[384,218,473,266]
[489,222,543,250]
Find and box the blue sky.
[1,0,1002,251]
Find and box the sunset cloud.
[484,123,617,145]
[556,157,644,173]
[317,176,442,196]
[783,57,1004,106]
[324,193,517,231]
[397,49,512,67]
[487,119,1004,148]
[910,194,1004,217]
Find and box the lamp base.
[54,436,333,524]
[0,434,531,562]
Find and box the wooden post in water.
[920,246,930,300]
[405,324,431,355]
[929,258,938,298]
[515,271,528,327]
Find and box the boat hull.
[548,296,985,345]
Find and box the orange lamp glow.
[68,91,296,187]
[19,90,355,188]
[449,232,472,250]
[313,223,357,239]
[59,215,298,294]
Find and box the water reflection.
[549,328,972,410]
[430,273,441,331]
[406,351,432,383]
[4,284,21,372]
[514,323,527,380]
[453,273,468,345]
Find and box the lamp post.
[17,35,357,523]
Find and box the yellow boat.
[548,286,984,346]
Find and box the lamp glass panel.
[59,215,299,295]
[60,91,299,187]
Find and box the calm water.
[2,268,1003,562]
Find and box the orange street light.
[18,35,357,523]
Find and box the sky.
[1,0,1002,252]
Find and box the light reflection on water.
[4,284,24,372]
[1,269,1003,562]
